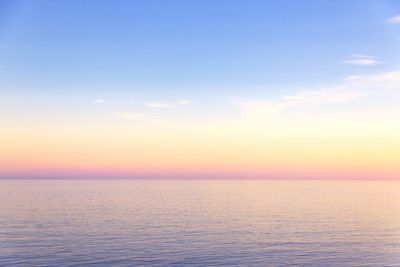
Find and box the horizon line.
[1,177,399,181]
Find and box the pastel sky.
[1,0,400,179]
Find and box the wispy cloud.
[346,70,400,89]
[176,99,192,105]
[234,69,400,116]
[343,54,380,66]
[283,90,360,104]
[116,112,146,120]
[145,102,174,108]
[234,89,360,115]
[145,99,192,108]
[385,15,400,24]
[93,99,107,104]
[92,99,135,104]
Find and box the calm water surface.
[0,180,399,266]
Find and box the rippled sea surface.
[0,180,399,266]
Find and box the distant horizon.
[1,177,400,182]
[1,174,399,181]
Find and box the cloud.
[346,70,400,90]
[234,89,360,115]
[283,90,360,104]
[93,98,191,108]
[343,54,380,66]
[145,99,192,108]
[385,15,400,24]
[145,102,174,108]
[92,99,135,104]
[116,112,146,120]
[234,69,400,116]
[234,100,282,114]
[176,99,192,105]
[93,99,107,104]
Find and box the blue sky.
[1,1,400,179]
[1,1,400,94]
[1,0,400,125]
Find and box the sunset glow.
[1,1,399,179]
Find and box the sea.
[0,180,399,266]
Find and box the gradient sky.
[1,0,400,179]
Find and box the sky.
[0,0,400,179]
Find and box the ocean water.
[0,180,399,266]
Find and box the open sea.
[0,180,399,266]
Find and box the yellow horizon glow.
[1,109,399,179]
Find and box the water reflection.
[0,180,399,266]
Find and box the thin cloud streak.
[92,99,135,104]
[234,90,360,115]
[116,112,146,120]
[145,102,174,108]
[145,100,192,108]
[346,70,400,91]
[234,69,400,116]
[385,15,400,24]
[176,99,192,105]
[343,55,380,66]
